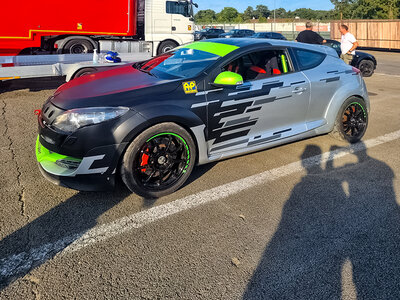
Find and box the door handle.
[292,87,307,94]
[172,26,176,31]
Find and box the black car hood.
[52,64,180,110]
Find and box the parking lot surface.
[1,53,400,299]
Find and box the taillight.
[352,67,361,75]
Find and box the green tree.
[274,8,288,19]
[243,6,256,21]
[217,7,239,23]
[255,4,270,19]
[194,9,217,23]
[233,14,244,23]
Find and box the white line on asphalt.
[1,130,400,279]
[374,72,400,78]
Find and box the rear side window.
[293,49,326,71]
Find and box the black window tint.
[166,1,189,17]
[293,49,326,70]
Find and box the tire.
[157,40,178,55]
[73,67,98,79]
[358,59,375,77]
[121,122,197,198]
[330,97,368,143]
[62,39,94,54]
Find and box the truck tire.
[72,67,98,79]
[62,39,94,54]
[157,40,178,55]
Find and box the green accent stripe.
[179,42,239,57]
[35,136,81,163]
[281,54,288,73]
[350,102,367,118]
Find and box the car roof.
[202,38,331,55]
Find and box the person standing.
[339,24,359,65]
[295,22,326,45]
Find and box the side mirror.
[213,71,244,87]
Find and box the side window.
[166,1,189,17]
[293,49,326,71]
[221,50,292,82]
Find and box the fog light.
[55,159,81,169]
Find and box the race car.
[36,38,369,198]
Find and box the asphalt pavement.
[1,54,400,299]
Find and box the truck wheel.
[330,97,368,144]
[121,122,196,198]
[358,60,375,77]
[73,67,98,79]
[157,40,178,55]
[62,39,94,54]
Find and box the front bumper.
[36,136,126,191]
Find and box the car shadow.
[243,143,400,299]
[0,188,130,290]
[0,77,66,93]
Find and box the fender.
[317,76,369,135]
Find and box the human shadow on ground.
[243,143,400,299]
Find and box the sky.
[194,0,335,13]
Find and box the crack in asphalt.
[1,100,28,219]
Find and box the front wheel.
[330,97,368,143]
[121,123,197,198]
[157,40,178,55]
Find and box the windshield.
[228,29,239,34]
[134,48,220,79]
[166,1,193,18]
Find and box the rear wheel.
[330,97,368,143]
[121,123,196,198]
[62,39,94,54]
[358,59,375,77]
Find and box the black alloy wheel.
[341,102,367,140]
[358,59,375,77]
[135,133,190,190]
[121,123,196,198]
[331,97,368,143]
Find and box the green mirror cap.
[214,71,244,86]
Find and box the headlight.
[52,107,130,133]
[225,35,231,38]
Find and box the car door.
[204,48,311,155]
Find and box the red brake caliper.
[140,148,149,173]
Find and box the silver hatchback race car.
[36,39,369,197]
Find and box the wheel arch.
[322,84,369,135]
[115,106,206,171]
